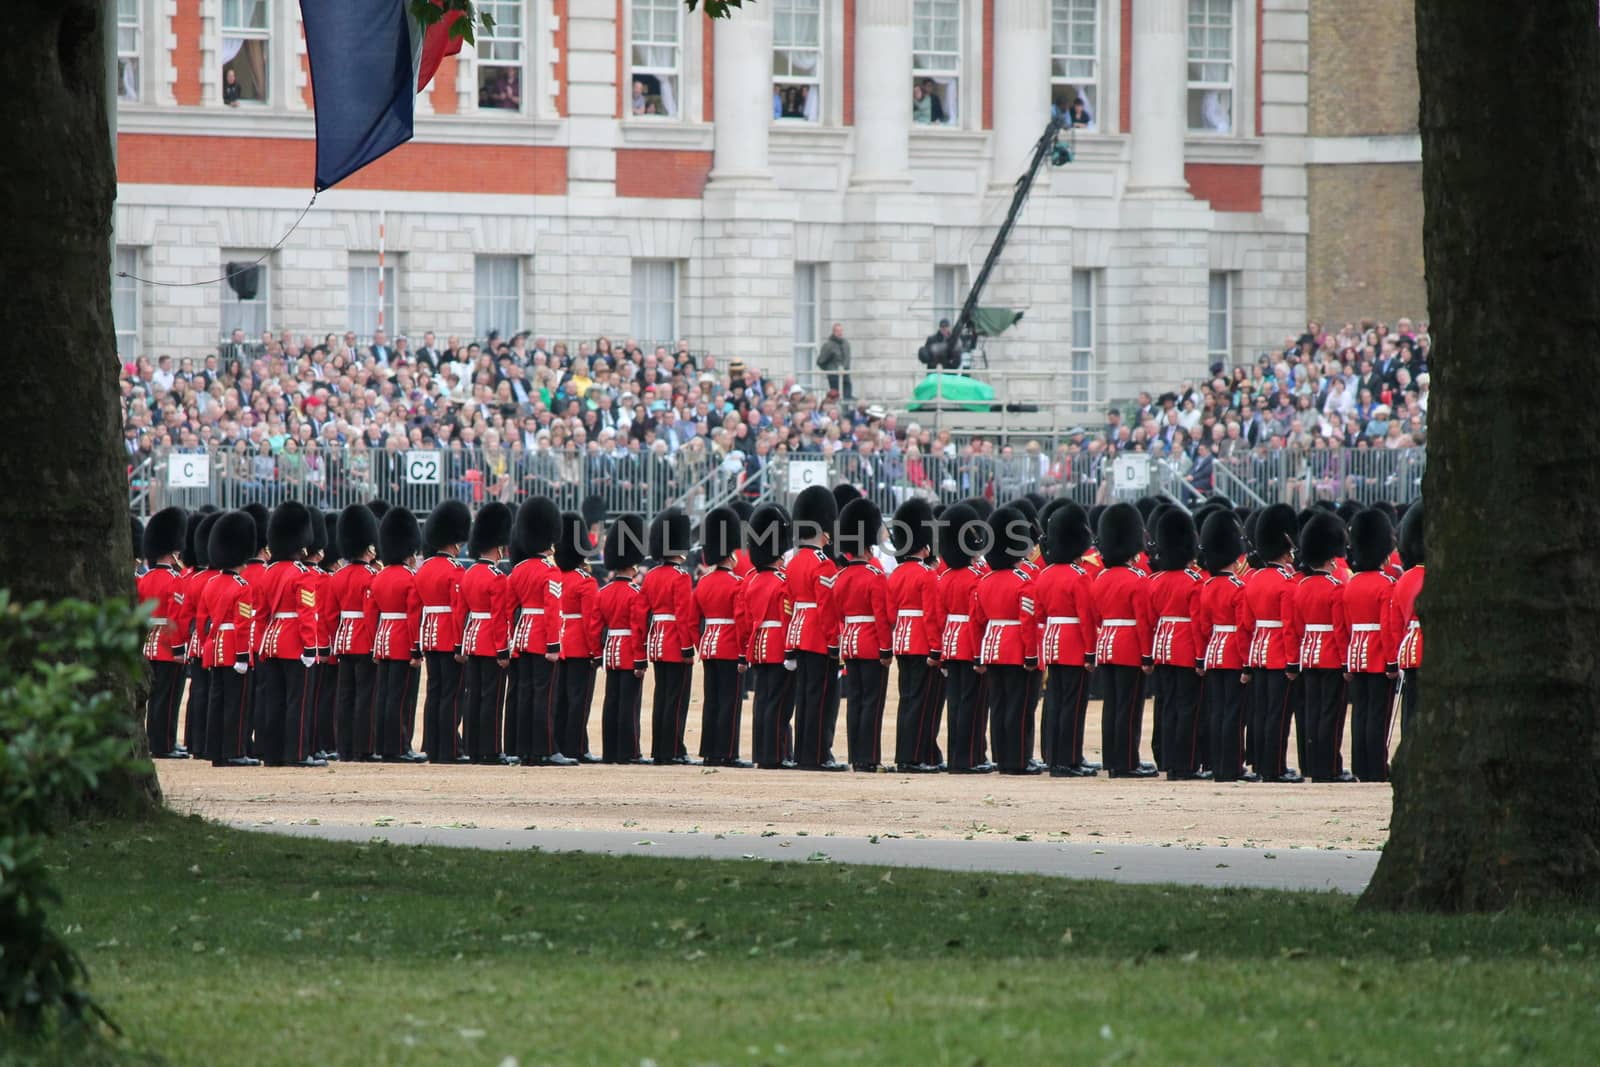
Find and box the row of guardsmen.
[132,485,1424,779]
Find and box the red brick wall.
[554,0,568,117]
[1184,164,1262,213]
[173,0,202,105]
[614,149,713,198]
[842,0,855,126]
[118,134,568,195]
[702,10,715,121]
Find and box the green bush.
[0,592,145,1035]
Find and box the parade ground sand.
[160,668,1395,852]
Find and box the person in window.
[223,67,241,107]
[1066,95,1093,128]
[633,80,648,116]
[780,85,810,119]
[913,82,934,124]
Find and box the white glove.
[782,658,797,673]
[233,661,249,675]
[300,654,315,668]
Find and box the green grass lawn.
[18,812,1600,1065]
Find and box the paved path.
[236,821,1378,894]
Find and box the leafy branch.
[684,0,756,17]
[408,0,496,47]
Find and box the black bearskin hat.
[581,494,608,529]
[517,496,562,556]
[1296,507,1318,535]
[1336,499,1362,526]
[1023,491,1048,515]
[142,506,187,563]
[377,507,422,567]
[425,499,472,554]
[468,501,513,558]
[267,501,313,561]
[307,506,328,557]
[792,486,838,541]
[1152,508,1198,572]
[1011,495,1042,541]
[1037,497,1066,531]
[131,515,146,561]
[959,495,994,521]
[1253,503,1298,563]
[603,513,647,571]
[938,503,983,569]
[1134,496,1160,524]
[890,497,936,558]
[1097,502,1145,568]
[1044,503,1093,566]
[702,506,744,564]
[338,503,380,563]
[555,510,591,572]
[208,510,258,571]
[747,505,792,569]
[832,482,863,514]
[1398,499,1424,569]
[323,511,340,558]
[1199,510,1245,574]
[1299,510,1348,569]
[836,498,882,561]
[193,512,219,569]
[181,512,206,569]
[649,506,692,559]
[367,499,390,519]
[985,505,1032,572]
[731,498,754,524]
[1313,499,1338,513]
[1350,508,1395,573]
[1372,500,1399,527]
[242,502,270,553]
[1087,504,1107,531]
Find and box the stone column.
[988,0,1052,182]
[1126,0,1191,197]
[849,0,913,189]
[709,2,774,185]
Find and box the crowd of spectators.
[120,314,1429,514]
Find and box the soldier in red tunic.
[833,498,892,771]
[1242,504,1303,783]
[973,505,1041,774]
[642,507,699,764]
[137,506,190,760]
[329,503,381,762]
[786,486,845,771]
[936,502,991,773]
[888,498,944,773]
[554,510,603,762]
[694,506,753,766]
[199,511,262,767]
[458,503,517,765]
[1345,509,1400,781]
[1035,504,1097,776]
[745,505,795,769]
[414,500,470,763]
[1091,503,1156,778]
[1195,511,1252,781]
[1294,511,1351,782]
[508,497,572,766]
[254,503,325,768]
[180,512,219,759]
[370,507,425,762]
[1149,508,1207,780]
[238,501,270,757]
[307,510,340,761]
[597,513,650,764]
[1389,501,1425,734]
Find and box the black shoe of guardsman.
[496,753,521,766]
[1108,766,1158,779]
[531,753,578,767]
[669,755,701,766]
[291,757,328,768]
[628,756,653,765]
[222,756,261,767]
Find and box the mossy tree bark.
[1362,0,1600,910]
[0,1,160,813]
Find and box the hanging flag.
[300,0,465,192]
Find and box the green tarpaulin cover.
[908,373,996,412]
[972,307,1024,336]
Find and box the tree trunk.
[1362,0,1600,910]
[0,0,160,813]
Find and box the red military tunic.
[1389,565,1424,670]
[509,555,562,658]
[833,558,891,661]
[240,557,268,657]
[414,553,466,655]
[1344,571,1399,674]
[1148,568,1204,667]
[887,557,941,659]
[1384,549,1405,582]
[1243,563,1299,670]
[1091,564,1153,667]
[1196,572,1249,670]
[694,565,751,662]
[177,566,212,663]
[137,562,186,663]
[937,565,982,662]
[784,546,839,657]
[743,566,791,665]
[459,559,513,659]
[1291,571,1347,670]
[199,571,253,670]
[558,566,602,659]
[256,561,319,660]
[731,548,755,580]
[329,561,379,657]
[972,566,1040,666]
[597,575,649,671]
[369,564,421,662]
[1033,562,1096,666]
[641,561,698,662]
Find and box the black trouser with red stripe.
[206,665,251,765]
[751,663,795,767]
[185,660,210,758]
[145,660,185,757]
[462,655,507,763]
[256,658,312,765]
[1348,672,1393,782]
[311,661,338,756]
[374,658,414,758]
[894,655,944,768]
[1251,670,1293,778]
[557,658,596,759]
[986,664,1033,772]
[601,668,644,762]
[1207,669,1247,781]
[792,651,839,768]
[1399,668,1420,737]
[1149,667,1167,770]
[843,657,889,769]
[944,660,988,770]
[423,650,464,763]
[1301,668,1347,780]
[1156,665,1204,777]
[335,653,377,761]
[648,660,692,762]
[512,655,560,760]
[1097,663,1146,774]
[699,659,744,763]
[1043,664,1089,769]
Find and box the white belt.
[1045,616,1079,625]
[758,620,782,629]
[946,613,969,622]
[704,617,735,625]
[792,602,816,610]
[1406,619,1420,630]
[1351,623,1382,632]
[339,611,364,620]
[653,613,677,622]
[518,608,545,616]
[562,612,583,620]
[148,616,169,626]
[1212,625,1237,633]
[1255,620,1283,629]
[1101,618,1136,627]
[1303,624,1333,633]
[217,623,236,631]
[422,605,451,615]
[272,612,297,620]
[606,628,632,637]
[896,609,924,617]
[1157,616,1190,624]
[467,611,492,620]
[378,612,407,621]
[843,615,876,624]
[985,620,1019,627]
